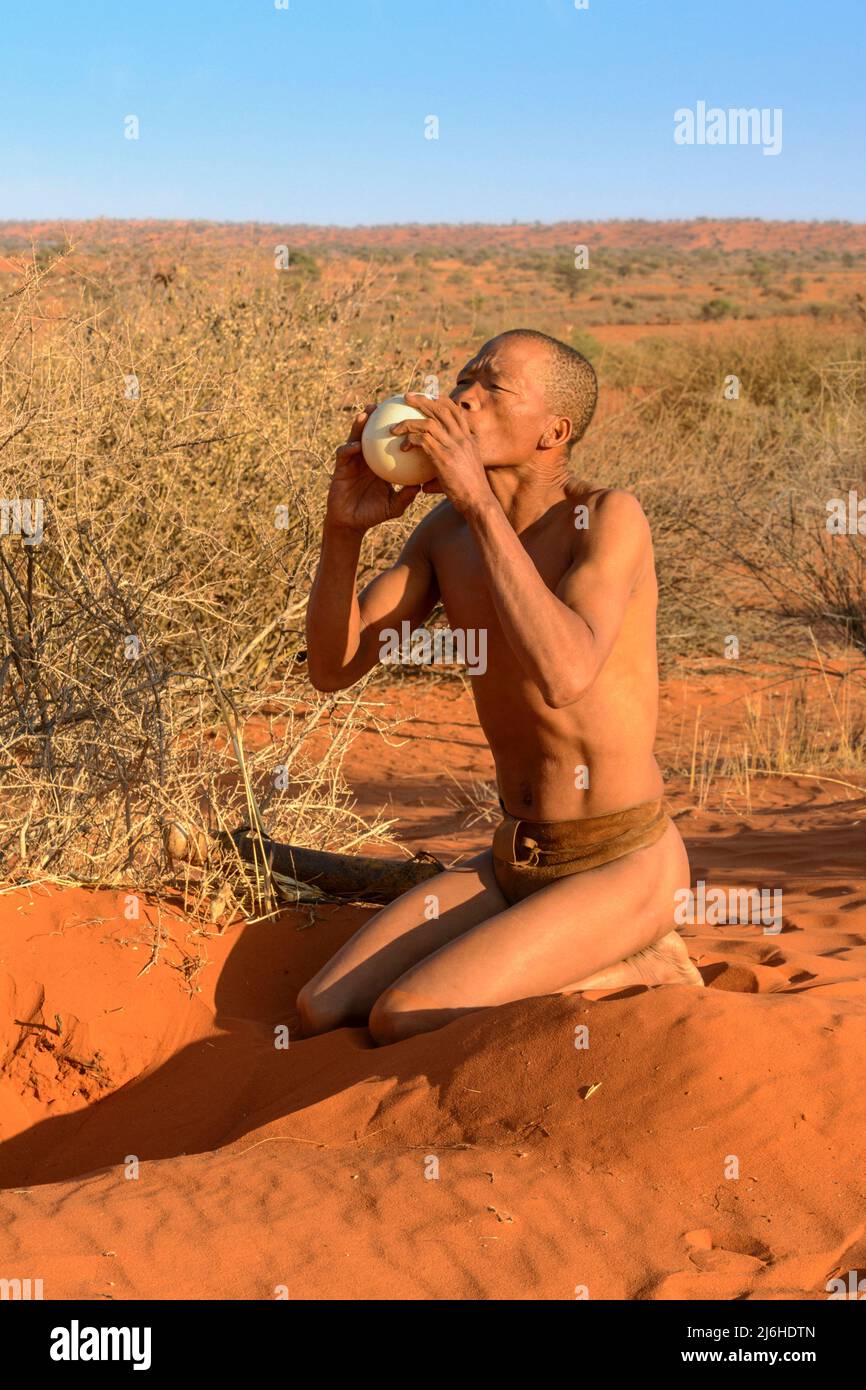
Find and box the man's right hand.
[325,406,421,534]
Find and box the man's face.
[449,336,554,468]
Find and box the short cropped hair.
[500,328,598,453]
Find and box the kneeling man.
[300,328,702,1044]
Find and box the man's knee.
[368,986,473,1044]
[367,986,426,1046]
[296,980,345,1037]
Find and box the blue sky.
[1,0,863,222]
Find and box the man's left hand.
[391,392,491,515]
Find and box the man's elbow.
[539,674,593,709]
[304,653,354,693]
[306,648,377,692]
[307,666,355,693]
[307,672,344,693]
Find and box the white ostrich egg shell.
[361,395,437,485]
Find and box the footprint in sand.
[756,947,786,967]
[701,962,760,992]
[644,1235,770,1300]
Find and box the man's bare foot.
[564,930,704,995]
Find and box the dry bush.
[582,327,866,664]
[0,254,418,917]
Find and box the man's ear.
[538,415,572,451]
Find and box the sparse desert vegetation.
[0,220,864,914]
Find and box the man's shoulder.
[589,486,647,522]
[570,487,654,595]
[573,486,651,544]
[407,497,461,543]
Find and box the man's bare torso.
[424,484,663,822]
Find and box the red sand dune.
[1,684,865,1300]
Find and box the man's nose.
[450,387,479,410]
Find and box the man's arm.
[305,513,440,692]
[464,488,650,707]
[305,406,443,692]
